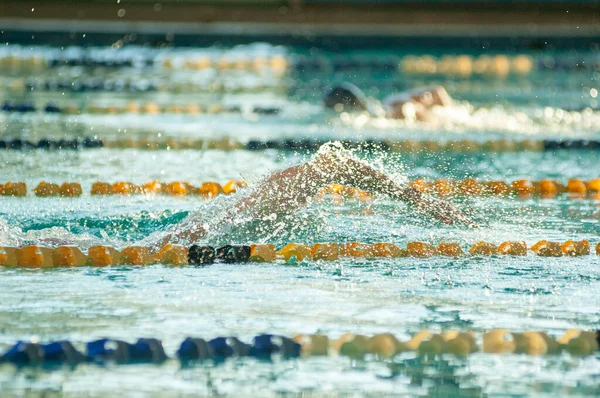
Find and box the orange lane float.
[112,182,141,195]
[432,179,454,197]
[339,242,370,257]
[198,182,223,198]
[120,246,153,265]
[560,240,590,256]
[222,180,247,195]
[87,246,122,266]
[498,241,527,256]
[162,182,188,196]
[142,180,162,194]
[469,241,498,255]
[294,334,330,356]
[0,247,18,266]
[1,182,27,197]
[311,243,339,261]
[91,182,112,195]
[367,333,402,357]
[278,243,312,263]
[460,178,484,196]
[155,244,189,266]
[408,179,430,193]
[16,246,54,268]
[483,329,516,354]
[60,182,83,197]
[511,179,535,197]
[33,182,60,197]
[511,331,561,355]
[249,244,277,262]
[437,242,464,256]
[407,242,437,257]
[52,246,87,266]
[536,179,559,198]
[338,334,370,359]
[563,331,600,356]
[531,240,562,257]
[444,331,478,356]
[567,179,587,197]
[369,243,407,258]
[587,179,600,193]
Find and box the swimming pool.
[0,43,599,396]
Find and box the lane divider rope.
[2,179,600,199]
[1,101,281,116]
[4,53,596,75]
[1,328,599,368]
[0,180,246,198]
[294,54,599,75]
[0,53,289,72]
[3,78,283,94]
[1,240,599,268]
[0,137,599,153]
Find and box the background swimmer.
[323,82,452,121]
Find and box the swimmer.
[153,145,476,250]
[323,82,452,121]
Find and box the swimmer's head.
[323,83,368,112]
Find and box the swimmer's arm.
[227,153,476,226]
[312,153,477,227]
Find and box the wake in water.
[373,102,600,137]
[0,144,476,250]
[325,82,600,138]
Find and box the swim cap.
[323,83,368,111]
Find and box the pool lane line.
[4,77,284,94]
[1,137,600,153]
[0,53,289,72]
[1,101,281,115]
[2,179,600,199]
[1,240,598,268]
[1,329,599,368]
[3,52,597,75]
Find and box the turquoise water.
[1,44,600,396]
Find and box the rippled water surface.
[0,43,599,396]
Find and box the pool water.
[0,43,599,396]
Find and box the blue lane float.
[0,138,102,150]
[1,340,86,366]
[87,338,167,364]
[0,335,302,368]
[1,331,598,368]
